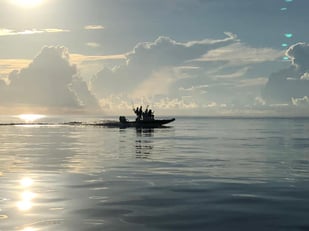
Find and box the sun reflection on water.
[17,177,36,212]
[20,177,33,187]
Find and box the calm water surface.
[0,116,309,230]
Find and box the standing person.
[136,106,142,121]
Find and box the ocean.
[0,116,309,230]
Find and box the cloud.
[84,25,104,30]
[0,54,126,83]
[70,54,126,63]
[198,42,283,66]
[0,28,15,36]
[91,33,238,100]
[89,33,293,115]
[262,43,309,105]
[1,34,295,116]
[286,43,309,72]
[126,32,237,68]
[154,97,199,110]
[0,59,31,75]
[70,53,126,81]
[86,42,101,48]
[179,84,209,92]
[300,73,309,80]
[130,68,177,99]
[0,28,69,36]
[213,67,249,79]
[292,96,309,106]
[0,46,100,114]
[43,28,70,33]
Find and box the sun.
[10,0,44,8]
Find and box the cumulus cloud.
[89,33,293,115]
[262,42,309,105]
[0,46,100,114]
[2,34,303,116]
[292,96,309,106]
[300,73,309,80]
[91,33,238,104]
[286,43,309,72]
[130,68,176,99]
[126,32,237,68]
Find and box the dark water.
[1,116,309,230]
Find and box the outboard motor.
[119,116,127,123]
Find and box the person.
[134,107,139,116]
[134,105,142,121]
[145,108,149,116]
[148,109,154,120]
[139,106,143,116]
[133,105,155,121]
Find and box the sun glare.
[17,191,36,211]
[10,0,44,8]
[21,228,35,231]
[17,177,36,212]
[20,177,33,187]
[18,114,45,122]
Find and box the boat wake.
[0,118,175,128]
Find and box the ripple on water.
[0,214,8,219]
[20,219,65,230]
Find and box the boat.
[122,116,175,128]
[98,116,175,128]
[97,106,175,128]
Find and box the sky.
[0,0,309,116]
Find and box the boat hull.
[100,118,175,128]
[125,118,175,128]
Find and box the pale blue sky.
[1,0,307,55]
[0,0,308,116]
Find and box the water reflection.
[17,177,36,212]
[135,128,154,159]
[17,191,36,211]
[20,177,33,187]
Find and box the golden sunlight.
[20,177,33,187]
[18,114,45,123]
[21,228,35,231]
[17,200,32,211]
[17,177,36,211]
[10,0,44,8]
